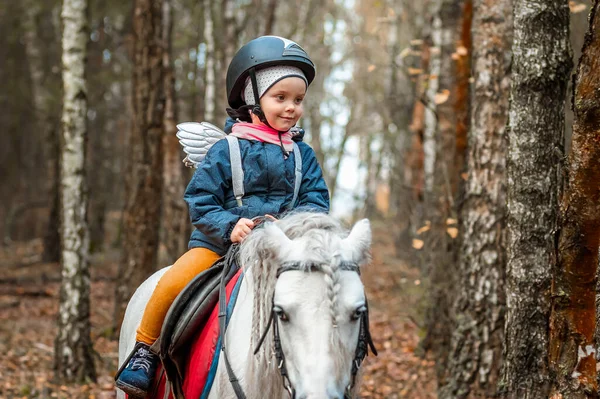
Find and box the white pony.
[118,212,374,399]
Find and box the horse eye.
[274,307,290,323]
[351,306,367,321]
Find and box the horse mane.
[236,211,356,397]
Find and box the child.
[116,35,330,398]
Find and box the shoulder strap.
[225,136,245,206]
[288,143,303,210]
[227,137,301,209]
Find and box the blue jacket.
[184,137,330,255]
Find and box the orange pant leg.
[136,247,221,345]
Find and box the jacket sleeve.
[184,139,241,248]
[295,143,330,212]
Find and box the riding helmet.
[226,36,316,109]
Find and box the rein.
[218,254,377,399]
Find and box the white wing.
[176,122,227,168]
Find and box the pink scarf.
[230,122,294,152]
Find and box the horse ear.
[342,219,372,265]
[263,222,293,259]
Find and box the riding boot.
[115,342,159,398]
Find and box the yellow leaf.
[456,46,468,56]
[398,47,412,59]
[461,172,469,181]
[416,224,431,235]
[408,67,424,75]
[569,1,587,13]
[451,52,461,60]
[434,89,450,104]
[446,218,457,225]
[447,227,459,238]
[412,239,424,250]
[368,64,377,72]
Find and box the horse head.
[238,213,375,399]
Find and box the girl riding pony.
[116,35,330,398]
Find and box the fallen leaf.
[434,89,450,104]
[407,67,423,75]
[569,1,587,13]
[416,222,431,235]
[368,64,377,72]
[416,225,430,235]
[398,47,412,59]
[412,239,424,250]
[456,46,468,56]
[447,227,459,238]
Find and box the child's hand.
[230,218,255,243]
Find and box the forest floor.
[0,222,436,398]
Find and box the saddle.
[153,246,241,398]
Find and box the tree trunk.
[422,0,463,386]
[502,0,572,397]
[262,0,278,35]
[203,0,216,123]
[115,0,165,326]
[453,0,472,179]
[440,0,510,396]
[386,0,422,260]
[548,2,600,396]
[160,0,187,265]
[22,0,62,261]
[187,4,204,122]
[422,21,440,196]
[54,0,96,383]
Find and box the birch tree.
[502,0,572,397]
[54,0,96,382]
[441,0,511,396]
[115,0,166,323]
[548,1,600,396]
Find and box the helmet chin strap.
[248,68,269,126]
[249,68,290,134]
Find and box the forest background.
[1,0,600,398]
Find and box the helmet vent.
[283,44,309,58]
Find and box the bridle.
[218,256,377,399]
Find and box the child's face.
[257,77,306,131]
